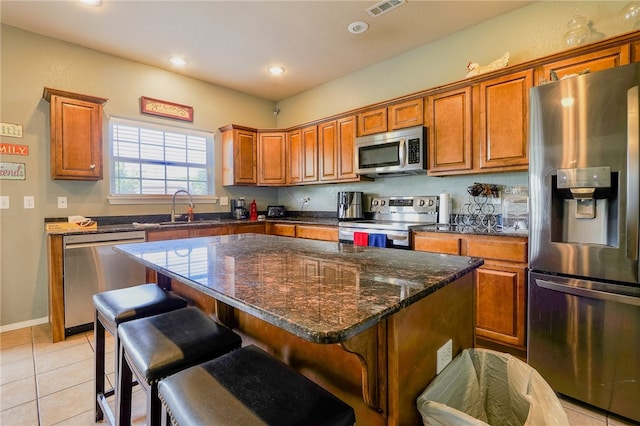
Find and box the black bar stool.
[158,345,356,426]
[93,283,188,424]
[116,306,242,426]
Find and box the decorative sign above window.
[0,143,29,156]
[1,122,23,138]
[140,96,194,122]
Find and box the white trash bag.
[416,349,569,426]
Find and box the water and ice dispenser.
[552,166,618,245]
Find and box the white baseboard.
[0,316,49,333]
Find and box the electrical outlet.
[0,196,9,209]
[57,196,67,209]
[24,196,35,209]
[436,339,453,374]
[220,196,229,206]
[302,197,310,204]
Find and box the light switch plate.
[57,196,67,209]
[0,196,9,209]
[220,196,229,206]
[24,196,35,209]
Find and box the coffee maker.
[231,198,248,219]
[337,191,363,220]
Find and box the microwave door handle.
[627,86,639,261]
[398,138,406,167]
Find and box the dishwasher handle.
[535,278,640,307]
[64,238,146,250]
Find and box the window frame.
[107,116,218,205]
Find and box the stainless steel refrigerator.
[528,63,640,423]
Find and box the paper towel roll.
[438,193,450,224]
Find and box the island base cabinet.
[168,273,474,425]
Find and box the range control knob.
[418,199,425,207]
[372,200,379,206]
[380,200,386,206]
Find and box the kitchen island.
[115,233,483,425]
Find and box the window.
[109,117,214,203]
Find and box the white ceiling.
[0,0,531,101]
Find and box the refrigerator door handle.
[535,278,640,307]
[627,86,639,261]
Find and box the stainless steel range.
[338,196,438,249]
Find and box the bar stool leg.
[116,344,133,426]
[148,383,162,426]
[94,309,105,422]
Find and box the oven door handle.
[535,278,640,307]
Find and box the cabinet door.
[49,94,104,180]
[358,107,387,136]
[412,232,461,255]
[288,129,303,184]
[221,126,257,185]
[478,70,532,170]
[537,45,630,84]
[257,132,287,185]
[337,115,357,181]
[319,121,338,181]
[388,98,423,130]
[302,126,318,182]
[475,262,527,349]
[426,87,473,174]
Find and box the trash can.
[416,349,569,426]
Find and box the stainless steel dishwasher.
[63,231,147,335]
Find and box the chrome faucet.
[171,189,194,222]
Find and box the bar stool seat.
[117,306,242,426]
[93,283,187,424]
[158,345,356,426]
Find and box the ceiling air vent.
[366,0,406,17]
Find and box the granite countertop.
[413,223,528,238]
[45,215,339,236]
[114,234,484,344]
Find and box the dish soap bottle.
[249,199,258,221]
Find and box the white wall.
[0,26,279,327]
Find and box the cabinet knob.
[89,164,96,169]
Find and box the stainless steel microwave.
[355,125,426,177]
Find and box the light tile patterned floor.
[1,324,638,425]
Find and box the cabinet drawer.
[296,225,338,242]
[266,222,297,237]
[466,238,527,263]
[413,234,461,255]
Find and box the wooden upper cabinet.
[388,98,423,130]
[257,131,287,186]
[318,115,358,183]
[337,115,357,180]
[221,124,257,186]
[43,87,107,180]
[301,125,318,182]
[358,107,387,136]
[478,69,532,171]
[318,120,337,181]
[537,45,630,85]
[358,98,423,136]
[287,129,303,184]
[426,87,473,174]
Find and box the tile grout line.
[31,326,43,426]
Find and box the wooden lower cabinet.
[265,222,297,237]
[413,231,527,357]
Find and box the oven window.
[359,142,400,168]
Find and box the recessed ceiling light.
[348,21,369,34]
[169,56,188,67]
[268,66,285,75]
[78,0,102,6]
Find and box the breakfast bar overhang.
[115,234,484,425]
